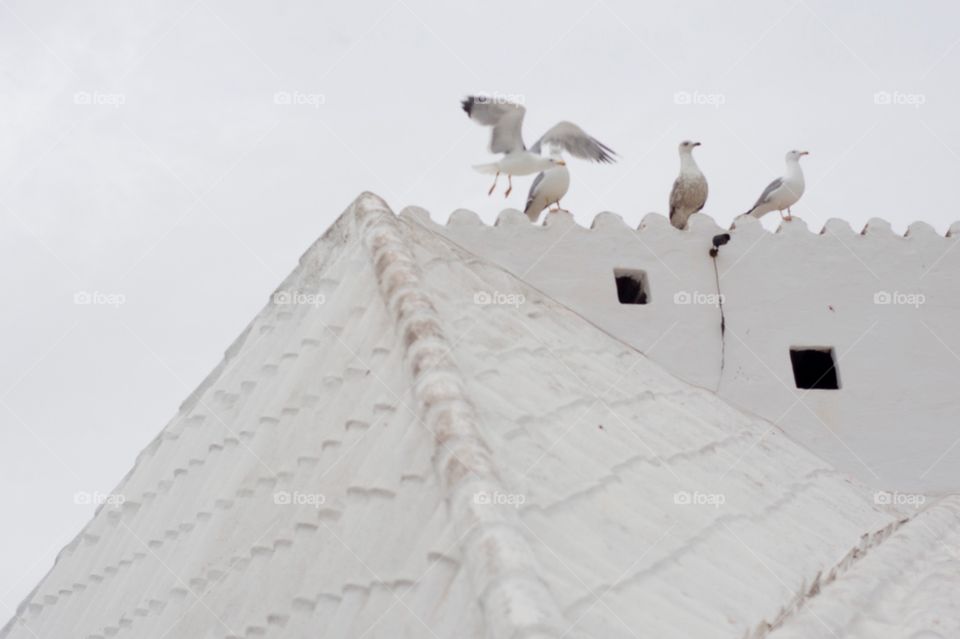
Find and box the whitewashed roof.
[3,193,955,639]
[771,496,960,638]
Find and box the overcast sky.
[2,0,959,623]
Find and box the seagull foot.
[487,172,500,196]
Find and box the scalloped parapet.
[590,211,628,231]
[820,218,856,236]
[417,207,960,240]
[447,208,483,226]
[495,209,527,226]
[861,217,895,236]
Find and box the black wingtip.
[592,137,618,163]
[461,96,475,117]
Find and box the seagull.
[524,153,569,223]
[744,150,809,221]
[668,140,708,230]
[461,96,615,198]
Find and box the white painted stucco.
[408,207,960,494]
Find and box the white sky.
[2,0,959,623]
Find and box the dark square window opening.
[614,268,649,305]
[790,347,840,390]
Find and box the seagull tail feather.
[525,198,546,224]
[471,162,500,174]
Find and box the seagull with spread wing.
[461,96,616,199]
[743,150,809,221]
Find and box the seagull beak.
[556,160,567,166]
[800,151,810,156]
[693,142,701,147]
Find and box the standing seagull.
[668,140,708,230]
[744,150,809,221]
[461,96,616,198]
[524,162,569,223]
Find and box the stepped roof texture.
[4,193,959,639]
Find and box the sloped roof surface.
[2,193,950,639]
[771,495,960,638]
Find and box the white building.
[3,193,958,639]
[421,206,960,495]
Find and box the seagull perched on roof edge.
[524,161,569,222]
[668,140,708,230]
[743,150,809,221]
[461,96,616,199]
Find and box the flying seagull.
[461,96,616,198]
[524,161,569,222]
[744,150,809,221]
[668,140,708,230]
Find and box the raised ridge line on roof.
[353,192,569,638]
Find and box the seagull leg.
[504,175,513,198]
[487,172,499,196]
[785,207,793,222]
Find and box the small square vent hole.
[789,347,840,390]
[614,268,649,305]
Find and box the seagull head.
[786,149,810,162]
[679,140,701,153]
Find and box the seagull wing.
[751,177,783,209]
[668,176,685,221]
[523,173,547,224]
[461,96,526,154]
[525,172,546,213]
[530,121,616,163]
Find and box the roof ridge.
[353,192,570,638]
[761,496,960,637]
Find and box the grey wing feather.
[668,177,684,220]
[530,121,616,163]
[461,96,526,154]
[752,177,783,208]
[525,172,546,213]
